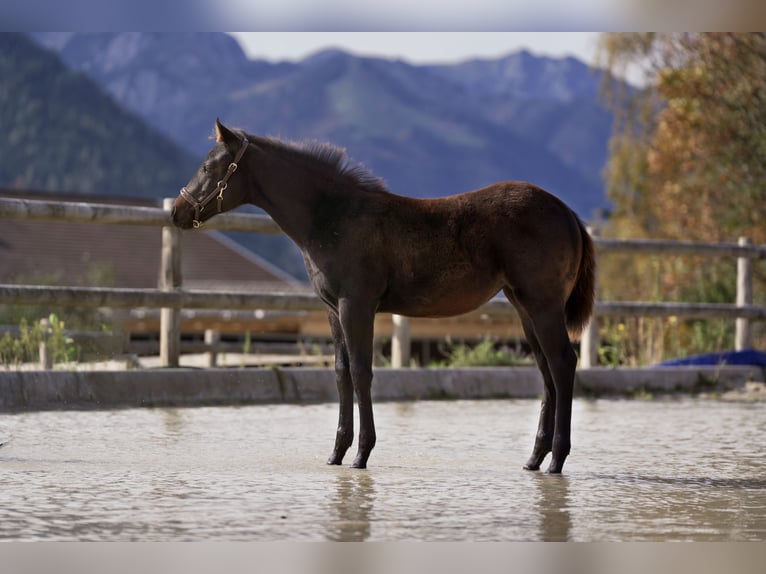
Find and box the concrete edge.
[575,365,765,396]
[0,365,763,411]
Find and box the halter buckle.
[178,137,248,228]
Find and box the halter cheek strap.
[180,137,249,228]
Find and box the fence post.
[391,314,411,368]
[580,318,599,368]
[160,198,182,367]
[205,329,220,367]
[39,317,53,369]
[735,236,753,351]
[579,227,599,368]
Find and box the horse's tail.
[565,216,596,336]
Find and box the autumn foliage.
[596,33,766,364]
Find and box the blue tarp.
[658,349,766,368]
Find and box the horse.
[172,119,596,474]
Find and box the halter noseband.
[179,137,249,228]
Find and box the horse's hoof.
[524,453,546,471]
[351,456,368,469]
[546,461,565,474]
[327,452,344,465]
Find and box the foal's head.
[172,119,251,229]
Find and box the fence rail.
[595,302,766,320]
[0,196,281,233]
[0,284,326,312]
[3,286,764,319]
[593,237,766,259]
[1,196,764,368]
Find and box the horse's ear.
[215,118,238,145]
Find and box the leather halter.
[179,137,249,228]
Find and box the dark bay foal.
[172,120,595,473]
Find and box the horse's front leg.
[338,297,377,469]
[327,310,354,465]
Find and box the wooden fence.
[580,233,765,367]
[1,196,765,368]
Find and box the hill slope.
[0,33,198,198]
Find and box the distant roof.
[0,189,305,292]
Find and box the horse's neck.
[248,153,322,249]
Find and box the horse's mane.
[247,132,390,195]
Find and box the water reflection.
[325,470,376,541]
[534,474,572,541]
[160,409,186,443]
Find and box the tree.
[599,33,766,242]
[595,33,766,363]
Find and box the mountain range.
[7,32,617,278]
[31,33,614,213]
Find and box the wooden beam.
[0,197,282,233]
[595,301,766,320]
[594,237,766,259]
[0,284,327,311]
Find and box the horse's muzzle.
[169,198,195,229]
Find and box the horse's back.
[464,180,577,219]
[373,181,585,317]
[428,181,583,257]
[385,180,585,276]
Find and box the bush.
[430,339,532,368]
[0,314,78,367]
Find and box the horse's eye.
[201,165,209,174]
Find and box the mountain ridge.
[31,32,613,218]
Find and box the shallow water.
[1,398,764,541]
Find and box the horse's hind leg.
[528,308,577,473]
[504,288,557,471]
[520,316,557,471]
[327,310,354,465]
[508,287,577,473]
